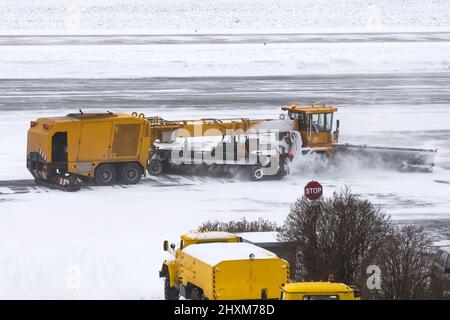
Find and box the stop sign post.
[304,180,323,200]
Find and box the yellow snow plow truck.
[160,231,362,300]
[159,232,290,300]
[27,104,436,190]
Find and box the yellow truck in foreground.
[160,231,360,300]
[159,231,290,300]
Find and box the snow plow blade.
[333,144,437,172]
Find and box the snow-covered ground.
[1,104,449,299]
[1,0,450,32]
[0,41,449,78]
[0,0,449,300]
[0,0,449,78]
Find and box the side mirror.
[170,243,176,250]
[336,119,340,129]
[351,286,361,298]
[163,240,169,251]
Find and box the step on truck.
[159,232,290,300]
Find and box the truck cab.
[280,282,359,300]
[281,104,339,155]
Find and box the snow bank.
[238,232,279,244]
[0,0,449,33]
[434,240,450,247]
[0,42,449,78]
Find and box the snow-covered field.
[0,0,450,299]
[1,104,450,299]
[1,41,450,78]
[1,0,450,32]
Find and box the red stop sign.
[304,181,323,200]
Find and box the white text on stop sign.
[306,187,322,194]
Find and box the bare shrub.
[278,187,391,287]
[197,217,279,233]
[372,226,434,300]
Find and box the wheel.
[94,164,117,186]
[147,159,163,175]
[190,287,203,300]
[164,277,179,300]
[249,165,265,181]
[120,163,143,184]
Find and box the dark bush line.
[197,217,279,233]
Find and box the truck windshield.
[309,113,333,132]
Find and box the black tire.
[120,163,143,184]
[190,287,203,300]
[147,159,163,175]
[249,165,265,181]
[94,164,117,186]
[164,277,179,300]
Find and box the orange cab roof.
[282,104,338,114]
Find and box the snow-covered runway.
[0,1,450,296]
[1,73,450,110]
[1,31,450,46]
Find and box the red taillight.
[43,124,50,130]
[30,121,36,128]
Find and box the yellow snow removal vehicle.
[26,103,437,190]
[159,232,290,300]
[281,104,436,171]
[159,231,361,300]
